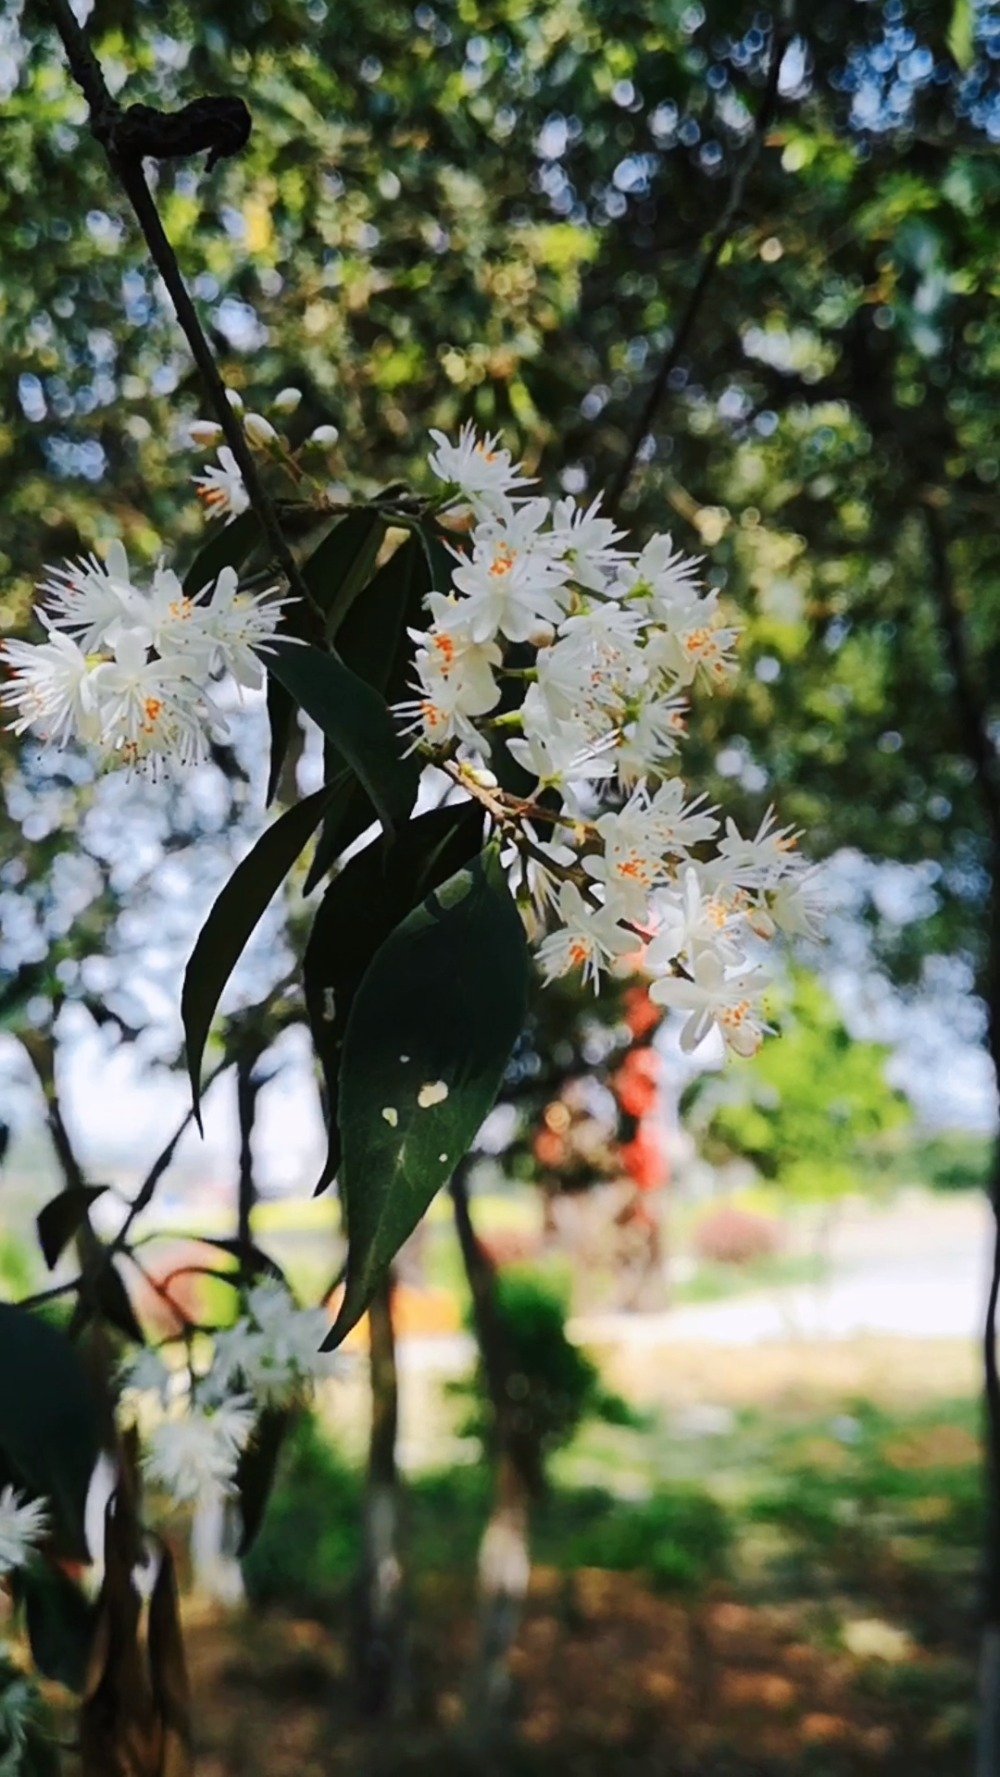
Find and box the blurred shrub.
[692,1204,783,1267]
[548,1484,732,1597]
[455,1269,643,1465]
[907,1133,992,1194]
[243,1416,360,1615]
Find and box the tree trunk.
[351,1272,408,1720]
[450,1166,535,1747]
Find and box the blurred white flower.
[144,1398,255,1504]
[0,1488,48,1575]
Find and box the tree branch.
[606,9,794,514]
[43,0,316,616]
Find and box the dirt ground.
[184,1570,972,1777]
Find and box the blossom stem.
[43,0,321,627]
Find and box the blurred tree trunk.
[450,1165,536,1747]
[351,1271,408,1719]
[920,507,1000,1777]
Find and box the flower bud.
[188,420,224,448]
[528,621,556,648]
[307,424,340,447]
[244,412,278,446]
[225,388,245,411]
[465,764,499,790]
[272,387,303,414]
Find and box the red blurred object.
[618,1125,668,1192]
[623,984,662,1042]
[612,1046,661,1119]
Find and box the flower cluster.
[127,1282,340,1507]
[398,425,821,1058]
[1,541,286,779]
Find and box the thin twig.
[43,0,318,619]
[111,1057,231,1254]
[606,11,793,514]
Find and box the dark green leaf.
[0,1305,102,1560]
[182,509,262,597]
[37,1187,107,1272]
[234,1408,293,1555]
[328,848,528,1344]
[20,1562,100,1692]
[305,800,484,1190]
[267,642,418,838]
[91,1261,144,1344]
[182,783,339,1120]
[301,509,386,636]
[304,533,432,891]
[195,1237,287,1286]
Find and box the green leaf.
[182,783,339,1120]
[20,1563,100,1692]
[305,800,484,1189]
[304,533,433,891]
[0,1305,102,1560]
[267,642,419,838]
[948,0,975,67]
[301,509,386,635]
[37,1187,107,1271]
[234,1408,293,1556]
[195,1237,288,1285]
[91,1261,144,1344]
[182,510,262,597]
[328,847,528,1344]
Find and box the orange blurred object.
[611,1046,661,1120]
[623,984,662,1041]
[618,1125,668,1192]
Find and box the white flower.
[646,866,746,971]
[649,615,740,690]
[273,387,303,414]
[536,606,644,729]
[95,631,216,777]
[713,808,801,891]
[613,692,689,785]
[450,527,568,645]
[411,598,502,716]
[207,1283,338,1409]
[36,540,136,651]
[0,1487,48,1575]
[534,881,635,991]
[507,686,618,802]
[645,780,719,856]
[144,1397,255,1504]
[194,446,249,521]
[765,867,825,940]
[550,494,630,590]
[1,630,105,747]
[119,1347,173,1407]
[503,822,577,918]
[428,423,533,513]
[394,671,489,753]
[649,949,770,1057]
[614,533,704,613]
[195,566,288,691]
